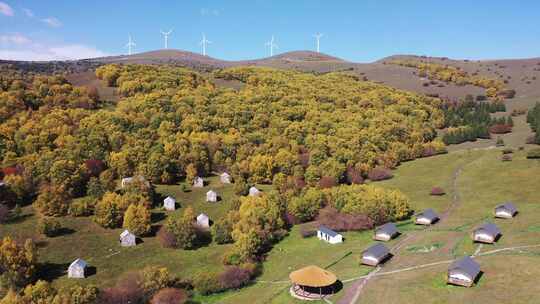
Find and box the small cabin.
[374,223,400,241]
[121,176,149,188]
[249,186,261,197]
[193,177,204,188]
[164,196,176,211]
[361,243,391,266]
[447,256,481,287]
[119,229,136,247]
[317,225,343,244]
[197,213,210,228]
[415,208,439,225]
[494,202,517,219]
[472,223,501,244]
[220,172,232,184]
[68,258,88,279]
[206,190,218,202]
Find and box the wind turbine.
[160,29,173,49]
[313,33,323,53]
[200,33,212,56]
[265,35,278,57]
[125,35,136,55]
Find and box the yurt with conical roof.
[289,265,339,300]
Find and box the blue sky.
[1,0,540,62]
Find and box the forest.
[0,63,456,302]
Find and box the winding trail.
[337,157,470,304]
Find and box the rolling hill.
[3,50,540,100]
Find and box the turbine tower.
[265,35,278,57]
[125,35,136,55]
[160,29,173,49]
[200,33,212,56]
[313,33,323,53]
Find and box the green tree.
[165,207,197,249]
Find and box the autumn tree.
[123,204,151,236]
[94,192,123,228]
[0,237,37,288]
[33,185,70,217]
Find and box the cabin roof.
[376,222,398,235]
[449,256,480,278]
[197,213,209,221]
[363,243,390,258]
[221,172,230,177]
[496,202,517,213]
[164,196,175,202]
[318,225,340,238]
[207,190,217,195]
[70,258,87,269]
[120,229,133,239]
[418,208,439,220]
[475,223,501,236]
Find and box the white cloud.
[0,2,14,16]
[200,8,220,16]
[22,8,34,18]
[0,34,108,61]
[42,17,62,28]
[0,33,32,45]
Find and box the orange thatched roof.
[289,265,337,287]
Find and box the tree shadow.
[52,227,76,237]
[7,213,32,224]
[86,266,97,278]
[194,229,212,249]
[37,262,70,281]
[151,212,166,223]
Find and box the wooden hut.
[472,223,501,244]
[119,229,136,247]
[68,258,88,279]
[289,265,338,300]
[415,208,439,225]
[374,223,400,241]
[317,225,343,244]
[193,177,204,188]
[361,243,391,266]
[494,202,518,219]
[249,186,261,197]
[220,172,232,184]
[206,190,218,202]
[121,176,149,188]
[447,256,481,287]
[197,213,210,228]
[164,196,176,211]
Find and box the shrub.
[496,137,505,147]
[489,124,512,134]
[526,135,537,144]
[37,217,62,237]
[299,225,316,238]
[165,207,198,249]
[346,167,364,185]
[157,226,176,248]
[99,273,143,304]
[219,266,252,290]
[193,272,222,295]
[527,148,540,159]
[318,176,337,189]
[367,167,393,181]
[430,187,445,196]
[140,266,171,296]
[502,148,513,154]
[502,155,512,162]
[151,288,188,304]
[317,207,374,231]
